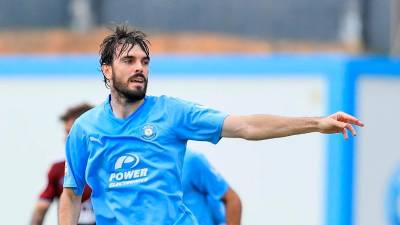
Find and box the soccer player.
[182,150,242,225]
[386,166,400,225]
[30,103,95,225]
[59,25,364,225]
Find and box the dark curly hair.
[99,25,150,88]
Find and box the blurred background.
[2,0,400,54]
[1,0,400,225]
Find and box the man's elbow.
[239,128,269,141]
[60,188,82,203]
[223,115,257,140]
[230,123,257,140]
[59,188,82,225]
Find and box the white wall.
[355,77,400,225]
[0,75,326,225]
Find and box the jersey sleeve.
[64,123,89,196]
[171,97,228,144]
[38,164,57,201]
[207,196,227,225]
[191,153,229,200]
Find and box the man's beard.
[112,72,148,103]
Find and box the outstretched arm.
[222,187,242,225]
[59,188,82,225]
[222,112,364,140]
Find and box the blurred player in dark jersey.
[29,103,95,225]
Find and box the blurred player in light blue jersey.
[387,166,400,225]
[182,150,241,225]
[59,25,364,225]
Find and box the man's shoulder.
[149,95,192,105]
[63,105,105,139]
[146,95,189,113]
[74,104,105,127]
[80,104,103,119]
[48,160,66,177]
[48,159,65,169]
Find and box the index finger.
[338,112,364,127]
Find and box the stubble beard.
[112,72,148,103]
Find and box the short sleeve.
[207,197,226,224]
[171,98,228,144]
[191,153,229,200]
[63,123,89,196]
[38,165,57,201]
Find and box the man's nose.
[133,61,143,73]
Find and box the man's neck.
[110,91,144,119]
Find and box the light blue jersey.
[64,95,227,225]
[182,150,229,225]
[387,166,400,225]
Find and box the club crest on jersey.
[141,124,157,140]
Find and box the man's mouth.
[129,75,146,84]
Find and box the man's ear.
[102,64,112,80]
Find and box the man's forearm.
[224,115,320,140]
[223,112,363,140]
[246,115,319,140]
[30,202,49,225]
[59,189,82,225]
[30,212,45,225]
